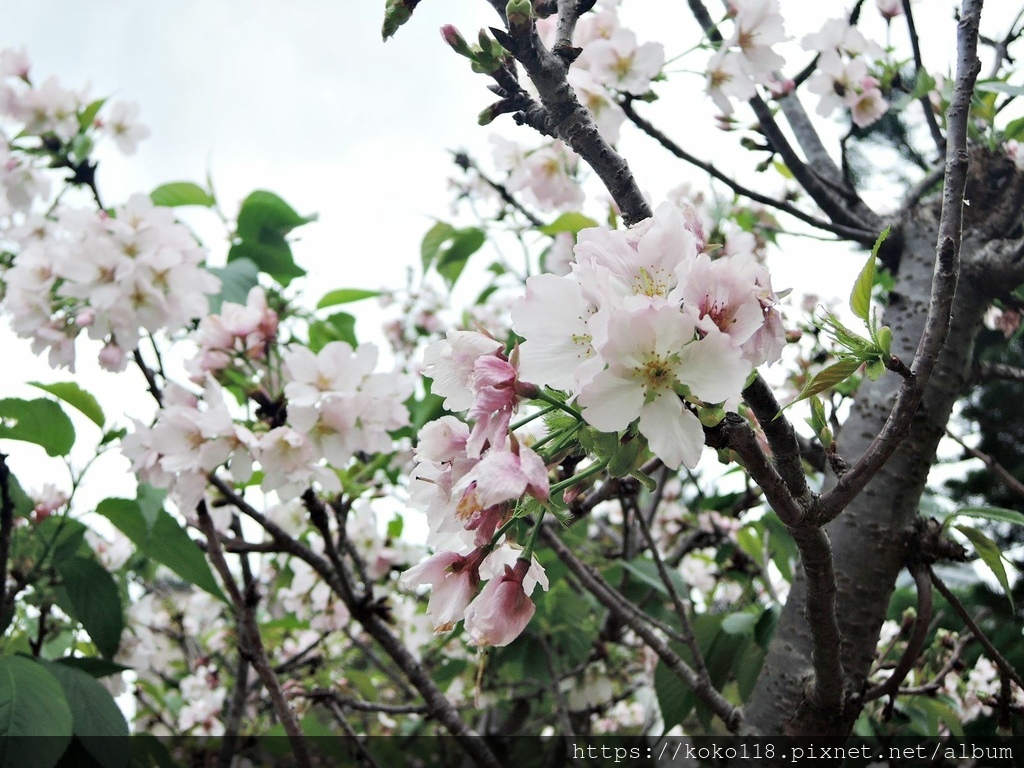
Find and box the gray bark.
[745,149,1024,736]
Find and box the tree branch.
[540,524,751,734]
[817,0,984,523]
[930,568,1024,690]
[863,563,933,702]
[486,1,652,225]
[620,99,877,243]
[195,501,312,768]
[631,495,710,685]
[742,375,814,505]
[901,0,947,154]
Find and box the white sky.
[0,0,1008,499]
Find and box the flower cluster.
[403,333,549,647]
[2,194,220,371]
[705,0,789,114]
[803,19,888,128]
[122,271,412,515]
[513,201,784,469]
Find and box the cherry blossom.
[463,559,537,647]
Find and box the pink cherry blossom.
[402,549,486,632]
[463,559,536,647]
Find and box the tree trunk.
[745,148,1024,735]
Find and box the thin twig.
[631,496,710,684]
[902,0,947,154]
[930,567,1023,689]
[620,100,877,243]
[540,525,750,734]
[945,428,1024,500]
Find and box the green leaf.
[436,228,486,289]
[96,498,226,602]
[316,288,382,309]
[44,662,129,768]
[28,382,104,429]
[206,258,260,314]
[1003,116,1024,142]
[149,181,215,208]
[851,227,889,322]
[943,505,1024,531]
[953,525,1013,609]
[421,221,456,272]
[228,240,305,286]
[975,80,1024,96]
[229,190,314,286]
[721,611,758,636]
[538,212,598,237]
[0,655,73,768]
[308,312,357,353]
[0,398,75,457]
[55,555,124,660]
[136,484,167,534]
[782,359,862,412]
[53,657,129,679]
[77,99,106,132]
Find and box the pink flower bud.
[463,559,535,647]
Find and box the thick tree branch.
[791,526,845,713]
[704,412,804,526]
[540,525,750,734]
[818,0,984,522]
[486,1,652,225]
[973,360,1024,384]
[743,375,813,505]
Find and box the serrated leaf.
[28,382,104,429]
[782,359,862,412]
[851,227,889,322]
[316,288,381,309]
[538,212,598,237]
[96,498,226,602]
[0,655,72,768]
[230,190,314,286]
[436,228,486,289]
[45,662,130,768]
[953,525,1013,609]
[420,220,455,272]
[55,555,124,659]
[0,398,75,457]
[206,258,260,314]
[149,181,215,208]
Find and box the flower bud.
[440,24,475,58]
[505,0,533,33]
